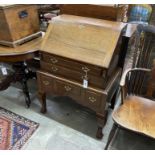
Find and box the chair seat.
[113,95,155,139]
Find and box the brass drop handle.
[82,66,90,72]
[81,75,88,80]
[88,97,96,103]
[43,80,50,86]
[50,58,58,64]
[64,85,72,91]
[51,66,58,72]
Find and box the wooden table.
[0,37,42,107]
[0,37,42,62]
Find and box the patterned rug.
[0,107,39,150]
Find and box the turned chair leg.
[38,92,47,113]
[105,123,119,150]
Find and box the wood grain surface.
[60,4,125,21]
[0,37,42,62]
[0,37,42,56]
[41,15,126,68]
[113,95,155,138]
[0,5,40,42]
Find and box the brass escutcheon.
[50,58,58,63]
[64,85,72,91]
[51,66,58,72]
[88,97,96,103]
[82,66,90,72]
[81,75,88,80]
[43,81,50,86]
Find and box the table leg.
[13,61,36,107]
[21,78,31,108]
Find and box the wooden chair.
[105,62,155,149]
[105,24,155,149]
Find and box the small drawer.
[39,73,53,92]
[40,61,106,89]
[54,80,81,97]
[40,61,59,74]
[41,53,104,76]
[43,54,59,64]
[85,90,102,108]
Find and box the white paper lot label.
[1,67,7,75]
[83,79,88,88]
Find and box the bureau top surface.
[0,4,30,9]
[0,4,23,9]
[0,4,15,8]
[41,15,126,68]
[0,37,42,56]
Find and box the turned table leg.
[38,92,47,113]
[96,111,108,139]
[21,78,31,108]
[13,61,33,107]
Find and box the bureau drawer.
[38,71,81,98]
[41,53,104,76]
[39,73,54,92]
[40,61,106,89]
[54,80,81,97]
[85,90,102,109]
[37,71,106,111]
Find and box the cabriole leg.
[38,92,47,113]
[96,111,108,139]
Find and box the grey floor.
[0,79,155,150]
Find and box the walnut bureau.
[37,15,126,139]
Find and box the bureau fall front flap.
[41,14,126,68]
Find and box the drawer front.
[54,80,81,97]
[85,90,102,109]
[38,73,54,92]
[37,71,106,111]
[40,61,106,89]
[38,71,81,98]
[41,53,104,76]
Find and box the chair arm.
[120,68,151,87]
[120,68,151,102]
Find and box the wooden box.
[38,15,126,138]
[60,4,127,22]
[0,4,41,47]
